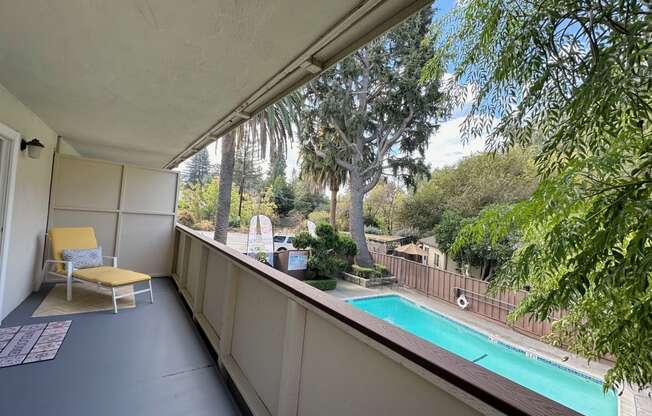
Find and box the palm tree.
[299,128,349,230]
[213,129,237,243]
[212,93,301,243]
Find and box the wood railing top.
[175,224,580,416]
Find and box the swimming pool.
[347,295,617,416]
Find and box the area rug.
[32,284,135,317]
[0,320,71,368]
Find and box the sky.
[184,0,485,177]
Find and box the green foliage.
[399,150,538,234]
[176,177,277,230]
[182,148,213,186]
[351,263,388,279]
[307,210,330,224]
[303,278,337,291]
[434,210,466,254]
[431,0,651,388]
[270,175,295,216]
[293,223,357,279]
[177,178,220,226]
[449,205,520,279]
[300,8,446,267]
[364,181,406,234]
[254,250,269,265]
[375,264,389,276]
[292,180,327,216]
[351,264,381,279]
[363,225,382,235]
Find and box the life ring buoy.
[456,294,469,310]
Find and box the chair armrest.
[103,256,118,267]
[44,259,73,273]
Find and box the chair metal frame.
[42,251,154,314]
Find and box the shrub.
[304,278,337,291]
[374,264,389,276]
[177,209,195,227]
[351,264,381,279]
[364,225,382,235]
[192,220,214,231]
[308,210,330,224]
[293,222,357,279]
[228,217,241,228]
[255,250,269,265]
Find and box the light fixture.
[20,138,45,159]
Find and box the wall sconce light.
[20,138,45,159]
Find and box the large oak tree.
[301,8,446,267]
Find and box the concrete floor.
[331,279,652,416]
[0,278,240,416]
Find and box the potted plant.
[293,222,357,291]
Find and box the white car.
[273,235,296,251]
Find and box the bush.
[374,263,389,276]
[351,264,381,279]
[364,225,382,235]
[304,278,337,291]
[363,213,380,228]
[177,209,195,227]
[351,263,389,279]
[293,222,357,279]
[228,217,240,228]
[192,220,214,231]
[308,210,330,224]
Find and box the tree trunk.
[237,134,247,218]
[349,173,373,268]
[214,131,236,243]
[329,185,338,231]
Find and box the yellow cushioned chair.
[42,227,153,313]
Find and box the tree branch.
[314,147,354,172]
[332,117,364,160]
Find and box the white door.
[0,122,19,322]
[0,140,8,250]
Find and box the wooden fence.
[372,252,557,339]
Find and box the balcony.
[0,278,240,416]
[0,1,639,415]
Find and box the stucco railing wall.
[172,225,578,416]
[371,252,558,339]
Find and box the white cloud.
[424,116,486,169]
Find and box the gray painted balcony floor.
[0,278,240,416]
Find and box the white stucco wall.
[0,82,57,319]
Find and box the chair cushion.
[50,227,98,273]
[73,267,151,287]
[62,247,103,269]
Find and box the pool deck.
[331,279,652,416]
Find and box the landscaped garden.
[176,0,651,397]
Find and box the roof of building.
[419,236,439,248]
[394,243,427,257]
[366,234,406,243]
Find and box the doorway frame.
[0,122,20,323]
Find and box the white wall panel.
[51,210,118,256]
[49,154,178,276]
[297,312,482,416]
[123,166,177,213]
[202,252,227,334]
[231,272,287,415]
[53,157,122,210]
[119,213,174,275]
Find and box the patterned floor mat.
[0,320,71,368]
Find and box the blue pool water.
[347,295,617,416]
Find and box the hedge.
[351,264,381,279]
[304,278,337,291]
